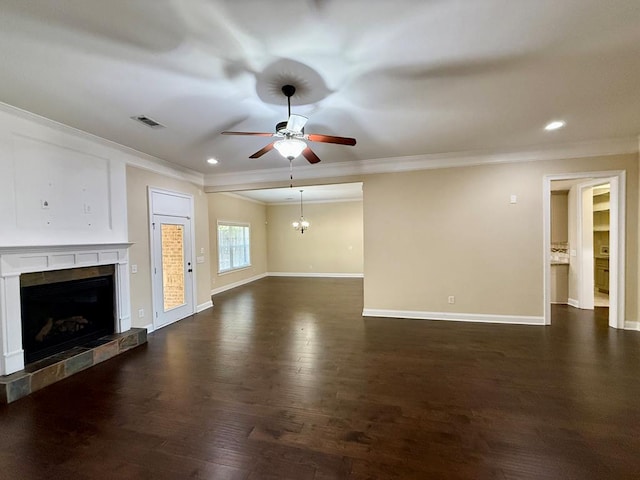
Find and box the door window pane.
[161,224,185,311]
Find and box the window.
[217,222,251,273]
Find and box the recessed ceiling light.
[544,120,566,131]
[207,157,219,165]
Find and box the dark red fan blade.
[307,134,356,146]
[302,147,321,164]
[249,142,275,158]
[221,131,274,137]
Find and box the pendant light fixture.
[292,189,310,234]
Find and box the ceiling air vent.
[131,115,165,129]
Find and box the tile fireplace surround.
[0,243,133,379]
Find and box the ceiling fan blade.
[249,142,275,158]
[302,147,321,164]
[306,134,357,146]
[286,114,308,133]
[221,131,274,137]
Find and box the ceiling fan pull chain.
[289,158,294,188]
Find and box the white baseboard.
[567,298,580,308]
[268,272,364,278]
[624,321,640,331]
[196,300,213,313]
[362,309,545,325]
[550,301,569,305]
[142,323,154,334]
[211,273,268,296]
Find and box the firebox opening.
[20,266,116,365]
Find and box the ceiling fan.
[221,85,356,164]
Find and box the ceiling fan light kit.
[221,84,356,165]
[274,138,307,160]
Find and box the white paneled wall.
[0,105,128,246]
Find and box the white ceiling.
[1,0,639,185]
[231,182,362,204]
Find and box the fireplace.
[20,266,116,364]
[0,243,132,376]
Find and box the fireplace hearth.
[20,266,116,364]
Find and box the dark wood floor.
[1,278,639,479]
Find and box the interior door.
[152,214,194,329]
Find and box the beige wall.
[551,191,569,244]
[363,153,638,320]
[207,193,268,291]
[126,166,212,328]
[267,201,364,274]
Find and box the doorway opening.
[543,171,625,328]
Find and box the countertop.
[552,256,609,265]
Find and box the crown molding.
[213,190,362,206]
[203,137,639,189]
[269,197,363,206]
[3,101,636,190]
[0,101,205,186]
[122,154,204,186]
[216,191,267,206]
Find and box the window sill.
[218,265,252,276]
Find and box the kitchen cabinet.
[551,264,569,303]
[593,191,610,231]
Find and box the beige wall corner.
[207,193,268,292]
[126,166,212,327]
[363,153,638,320]
[267,201,364,275]
[637,145,640,326]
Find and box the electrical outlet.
[131,264,138,274]
[448,296,455,304]
[138,309,144,318]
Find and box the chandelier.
[292,189,310,234]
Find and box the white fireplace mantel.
[0,243,132,376]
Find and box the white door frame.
[575,181,596,311]
[148,187,196,331]
[543,170,625,328]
